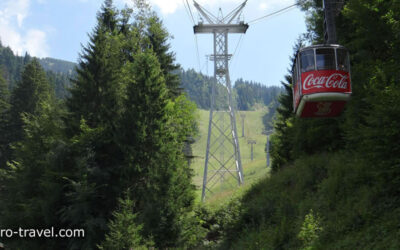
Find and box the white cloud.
[138,0,295,17]
[150,0,181,14]
[0,0,30,27]
[118,0,243,15]
[259,2,268,10]
[0,0,49,57]
[257,0,294,12]
[25,29,49,57]
[118,0,296,22]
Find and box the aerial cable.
[183,0,195,25]
[229,35,245,77]
[185,0,196,25]
[229,34,244,67]
[183,0,202,73]
[248,3,298,24]
[194,35,202,73]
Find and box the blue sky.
[0,0,307,86]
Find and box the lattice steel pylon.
[192,0,249,202]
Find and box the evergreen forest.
[0,0,399,249]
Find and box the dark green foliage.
[179,68,227,109]
[220,0,400,248]
[221,153,400,249]
[146,15,181,97]
[98,194,147,250]
[60,2,127,248]
[262,99,279,131]
[269,37,345,172]
[0,59,55,169]
[5,0,399,248]
[269,74,295,172]
[0,1,198,249]
[66,0,123,133]
[40,58,75,99]
[0,67,68,250]
[0,73,10,168]
[0,72,9,120]
[180,68,214,109]
[39,57,76,75]
[62,1,197,248]
[0,43,74,95]
[0,44,25,89]
[117,50,196,248]
[0,71,9,116]
[181,68,282,110]
[235,79,282,110]
[8,59,53,141]
[45,70,73,98]
[0,55,70,250]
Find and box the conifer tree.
[98,194,147,250]
[146,15,181,97]
[118,50,195,248]
[270,74,295,172]
[8,59,52,142]
[62,1,127,247]
[130,0,181,97]
[0,73,9,168]
[0,60,67,249]
[0,103,69,250]
[62,1,197,248]
[1,59,53,169]
[67,0,122,132]
[0,73,8,109]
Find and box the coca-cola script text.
[303,72,349,91]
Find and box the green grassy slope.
[191,107,270,205]
[219,152,400,249]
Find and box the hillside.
[38,57,76,75]
[210,0,400,249]
[0,43,74,98]
[218,152,400,249]
[191,107,271,204]
[0,45,282,107]
[1,0,399,249]
[180,68,282,110]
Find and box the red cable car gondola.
[292,44,352,117]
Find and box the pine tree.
[0,102,69,250]
[8,59,52,140]
[1,59,53,167]
[98,194,148,250]
[62,1,127,248]
[62,1,197,248]
[67,0,123,133]
[117,50,195,248]
[0,73,9,168]
[270,74,295,172]
[130,0,181,97]
[0,59,68,249]
[0,72,8,108]
[146,15,181,97]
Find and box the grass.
[219,151,400,249]
[190,107,271,205]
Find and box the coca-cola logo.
[303,73,349,91]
